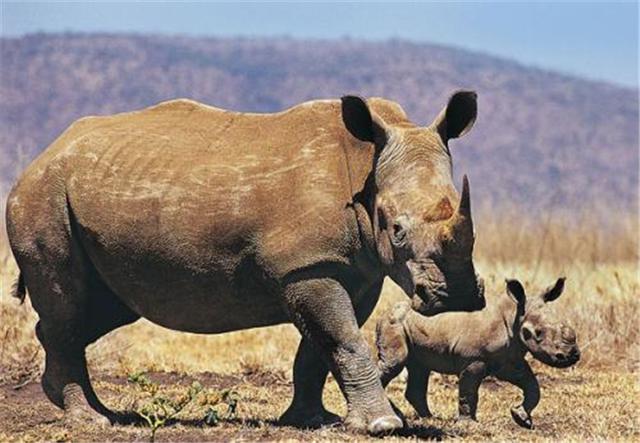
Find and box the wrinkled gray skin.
[6,92,484,435]
[376,278,579,429]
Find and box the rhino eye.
[390,215,410,247]
[393,223,406,242]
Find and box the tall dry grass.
[0,191,638,382]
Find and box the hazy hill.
[1,34,637,214]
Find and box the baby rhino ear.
[506,279,526,306]
[542,277,566,303]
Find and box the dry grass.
[1,366,638,442]
[0,202,638,441]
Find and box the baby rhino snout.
[552,327,580,367]
[555,346,580,366]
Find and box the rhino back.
[8,98,372,332]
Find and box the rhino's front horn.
[458,174,471,220]
[444,175,475,253]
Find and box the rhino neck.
[350,170,384,272]
[339,129,386,272]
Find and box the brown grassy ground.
[0,209,638,442]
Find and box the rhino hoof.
[278,407,341,429]
[368,415,403,435]
[510,406,533,429]
[64,408,111,427]
[456,414,476,422]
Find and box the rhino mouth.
[412,269,485,316]
[533,348,580,368]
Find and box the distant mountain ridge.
[1,33,637,213]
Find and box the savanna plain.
[0,203,638,442]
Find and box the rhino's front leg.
[280,279,383,429]
[284,277,401,435]
[457,360,487,420]
[497,361,540,429]
[405,361,432,418]
[279,338,340,428]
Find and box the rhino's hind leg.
[35,274,140,426]
[20,229,140,426]
[38,289,140,426]
[36,320,111,426]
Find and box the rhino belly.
[82,235,289,333]
[414,346,464,375]
[69,184,290,334]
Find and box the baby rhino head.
[506,278,580,368]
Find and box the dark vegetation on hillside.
[1,34,637,213]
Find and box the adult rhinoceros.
[6,92,484,434]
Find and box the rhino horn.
[445,175,474,251]
[458,174,471,220]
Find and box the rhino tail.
[10,270,26,304]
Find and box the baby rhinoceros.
[376,278,580,429]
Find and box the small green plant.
[202,389,239,425]
[127,371,239,442]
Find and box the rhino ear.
[542,277,566,303]
[341,95,388,147]
[506,279,526,306]
[432,90,477,142]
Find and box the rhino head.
[342,91,484,314]
[506,278,580,368]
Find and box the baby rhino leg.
[497,361,539,429]
[375,310,410,387]
[404,360,432,418]
[458,361,487,421]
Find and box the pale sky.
[1,1,638,87]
